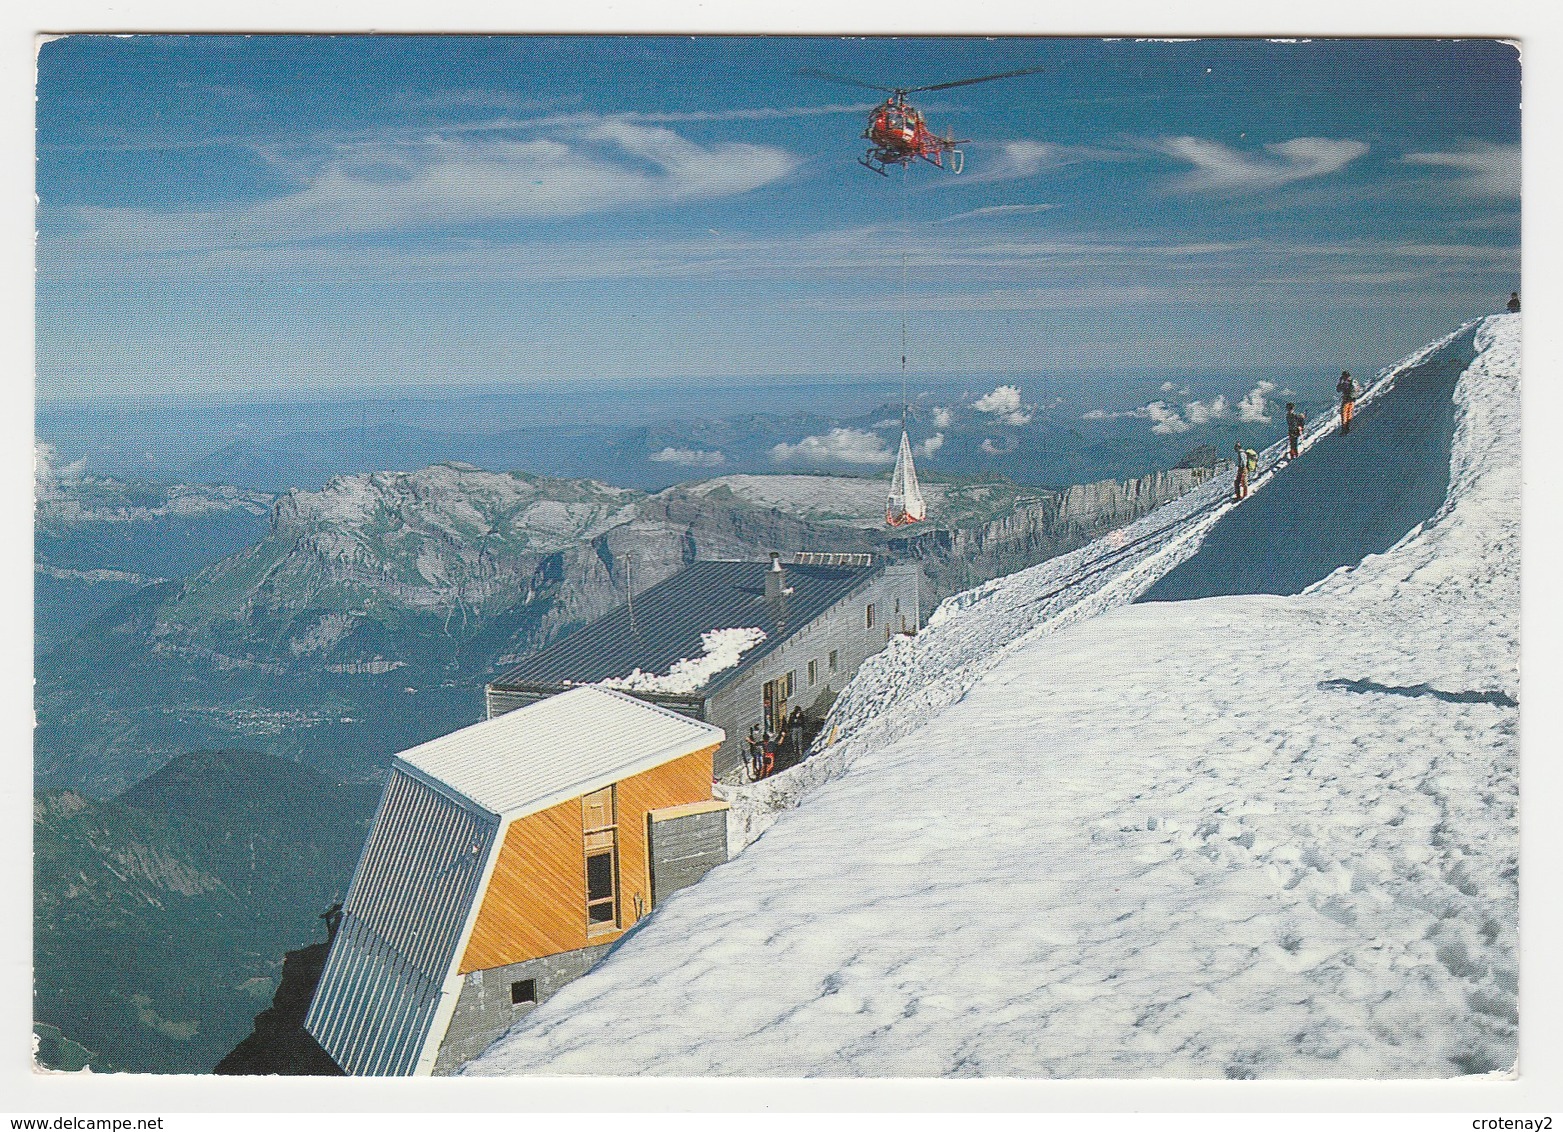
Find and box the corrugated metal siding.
[398,686,723,818]
[648,807,729,905]
[305,769,498,1076]
[489,560,876,692]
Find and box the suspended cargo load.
[886,430,927,527]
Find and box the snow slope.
[1139,321,1477,601]
[466,315,1517,1079]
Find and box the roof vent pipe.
[765,552,787,629]
[765,552,785,605]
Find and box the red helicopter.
[800,65,1046,175]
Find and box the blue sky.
[35,35,1519,401]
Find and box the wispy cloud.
[940,203,1058,224]
[770,428,894,465]
[1158,136,1369,194]
[917,433,945,458]
[1403,141,1519,198]
[60,119,798,248]
[944,139,1118,186]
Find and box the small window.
[583,786,619,934]
[894,597,901,614]
[586,847,618,931]
[828,649,838,672]
[807,659,817,686]
[511,979,537,1005]
[865,603,876,630]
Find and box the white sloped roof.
[395,686,725,819]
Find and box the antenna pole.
[900,163,909,428]
[625,553,637,635]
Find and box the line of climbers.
[1232,291,1518,503]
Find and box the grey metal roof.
[492,559,879,695]
[305,768,499,1076]
[397,686,725,818]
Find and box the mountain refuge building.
[487,553,922,779]
[304,686,728,1076]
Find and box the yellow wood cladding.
[458,743,717,974]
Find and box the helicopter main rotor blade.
[795,67,897,94]
[904,65,1047,94]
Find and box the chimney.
[765,552,787,625]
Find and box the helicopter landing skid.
[858,153,892,176]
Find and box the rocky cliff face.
[119,462,1213,677]
[143,464,672,673]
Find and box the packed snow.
[466,316,1516,1079]
[598,627,767,695]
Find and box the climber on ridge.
[1337,371,1359,435]
[1286,402,1306,460]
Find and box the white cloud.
[931,406,954,429]
[973,385,1023,415]
[35,442,86,490]
[1159,135,1369,194]
[1237,380,1279,423]
[1159,381,1191,395]
[917,433,945,458]
[770,428,895,465]
[1181,395,1228,426]
[1085,380,1280,434]
[972,385,1035,427]
[979,438,1008,455]
[1145,402,1193,435]
[1403,141,1519,199]
[67,120,798,247]
[648,446,725,467]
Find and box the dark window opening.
[586,848,618,930]
[828,649,838,672]
[866,603,876,629]
[511,979,537,1005]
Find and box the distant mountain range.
[35,478,273,655]
[51,393,1190,496]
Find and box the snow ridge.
[719,319,1486,848]
[467,315,1515,1080]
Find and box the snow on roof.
[599,627,767,695]
[396,686,724,818]
[492,559,878,693]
